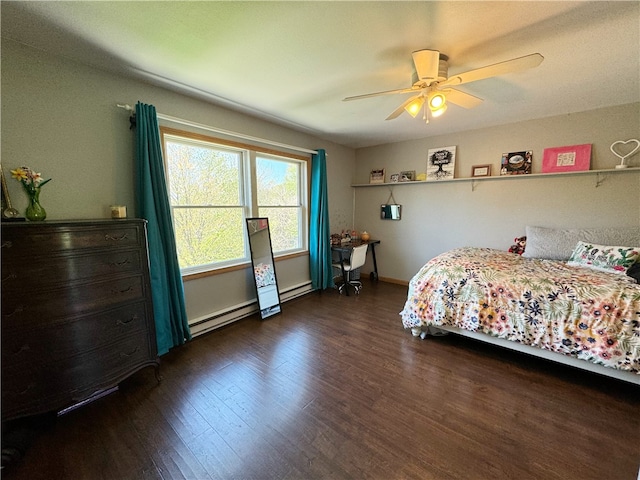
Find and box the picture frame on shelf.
[427,146,456,181]
[389,173,400,183]
[471,164,491,177]
[542,144,591,173]
[399,170,415,182]
[369,168,385,184]
[500,151,532,175]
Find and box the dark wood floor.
[3,280,639,480]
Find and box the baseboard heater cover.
[189,281,313,337]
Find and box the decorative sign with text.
[426,146,456,181]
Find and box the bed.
[400,226,640,384]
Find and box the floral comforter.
[400,247,640,374]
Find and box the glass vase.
[25,187,47,221]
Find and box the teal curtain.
[135,102,191,355]
[309,149,334,290]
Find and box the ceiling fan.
[343,49,544,122]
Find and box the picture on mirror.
[246,218,282,319]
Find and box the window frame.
[160,126,310,280]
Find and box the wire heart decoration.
[610,138,640,169]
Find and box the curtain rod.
[117,104,318,155]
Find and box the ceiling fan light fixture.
[428,92,446,110]
[430,104,448,117]
[404,97,425,118]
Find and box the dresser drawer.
[2,330,154,419]
[2,249,144,292]
[1,222,143,256]
[2,274,148,327]
[2,301,151,367]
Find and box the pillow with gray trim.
[522,226,640,261]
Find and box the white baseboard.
[188,281,314,338]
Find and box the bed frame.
[411,326,640,386]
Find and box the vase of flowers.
[10,166,51,221]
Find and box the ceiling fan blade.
[443,88,483,109]
[343,86,419,102]
[386,95,421,120]
[412,49,440,83]
[439,53,544,87]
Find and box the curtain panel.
[309,149,334,290]
[135,102,191,355]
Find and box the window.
[161,127,308,276]
[256,154,305,253]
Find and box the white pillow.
[522,226,640,260]
[567,241,640,275]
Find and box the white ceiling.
[2,1,639,149]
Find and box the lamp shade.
[404,97,425,118]
[431,104,448,117]
[428,92,446,110]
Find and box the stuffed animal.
[508,236,527,255]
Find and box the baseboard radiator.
[188,281,314,338]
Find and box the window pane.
[259,207,300,251]
[172,207,245,269]
[166,139,242,206]
[256,157,299,206]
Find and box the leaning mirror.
[246,218,282,319]
[381,204,402,220]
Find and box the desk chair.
[333,243,369,295]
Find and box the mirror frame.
[246,217,282,319]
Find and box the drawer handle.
[12,344,31,355]
[105,233,129,242]
[19,384,36,396]
[1,240,12,249]
[113,285,134,294]
[109,258,131,267]
[2,272,17,282]
[117,315,138,326]
[120,346,140,357]
[4,305,25,317]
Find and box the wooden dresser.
[1,219,159,422]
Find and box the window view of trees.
[162,129,307,275]
[256,156,302,252]
[165,138,244,270]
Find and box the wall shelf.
[351,167,640,187]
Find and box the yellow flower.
[10,167,28,181]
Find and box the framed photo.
[542,144,591,173]
[426,146,456,181]
[500,151,532,175]
[399,170,415,182]
[369,168,385,184]
[471,164,491,177]
[389,173,400,183]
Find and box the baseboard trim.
[189,281,314,338]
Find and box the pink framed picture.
[542,144,591,173]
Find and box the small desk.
[331,240,380,295]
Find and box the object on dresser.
[1,219,160,422]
